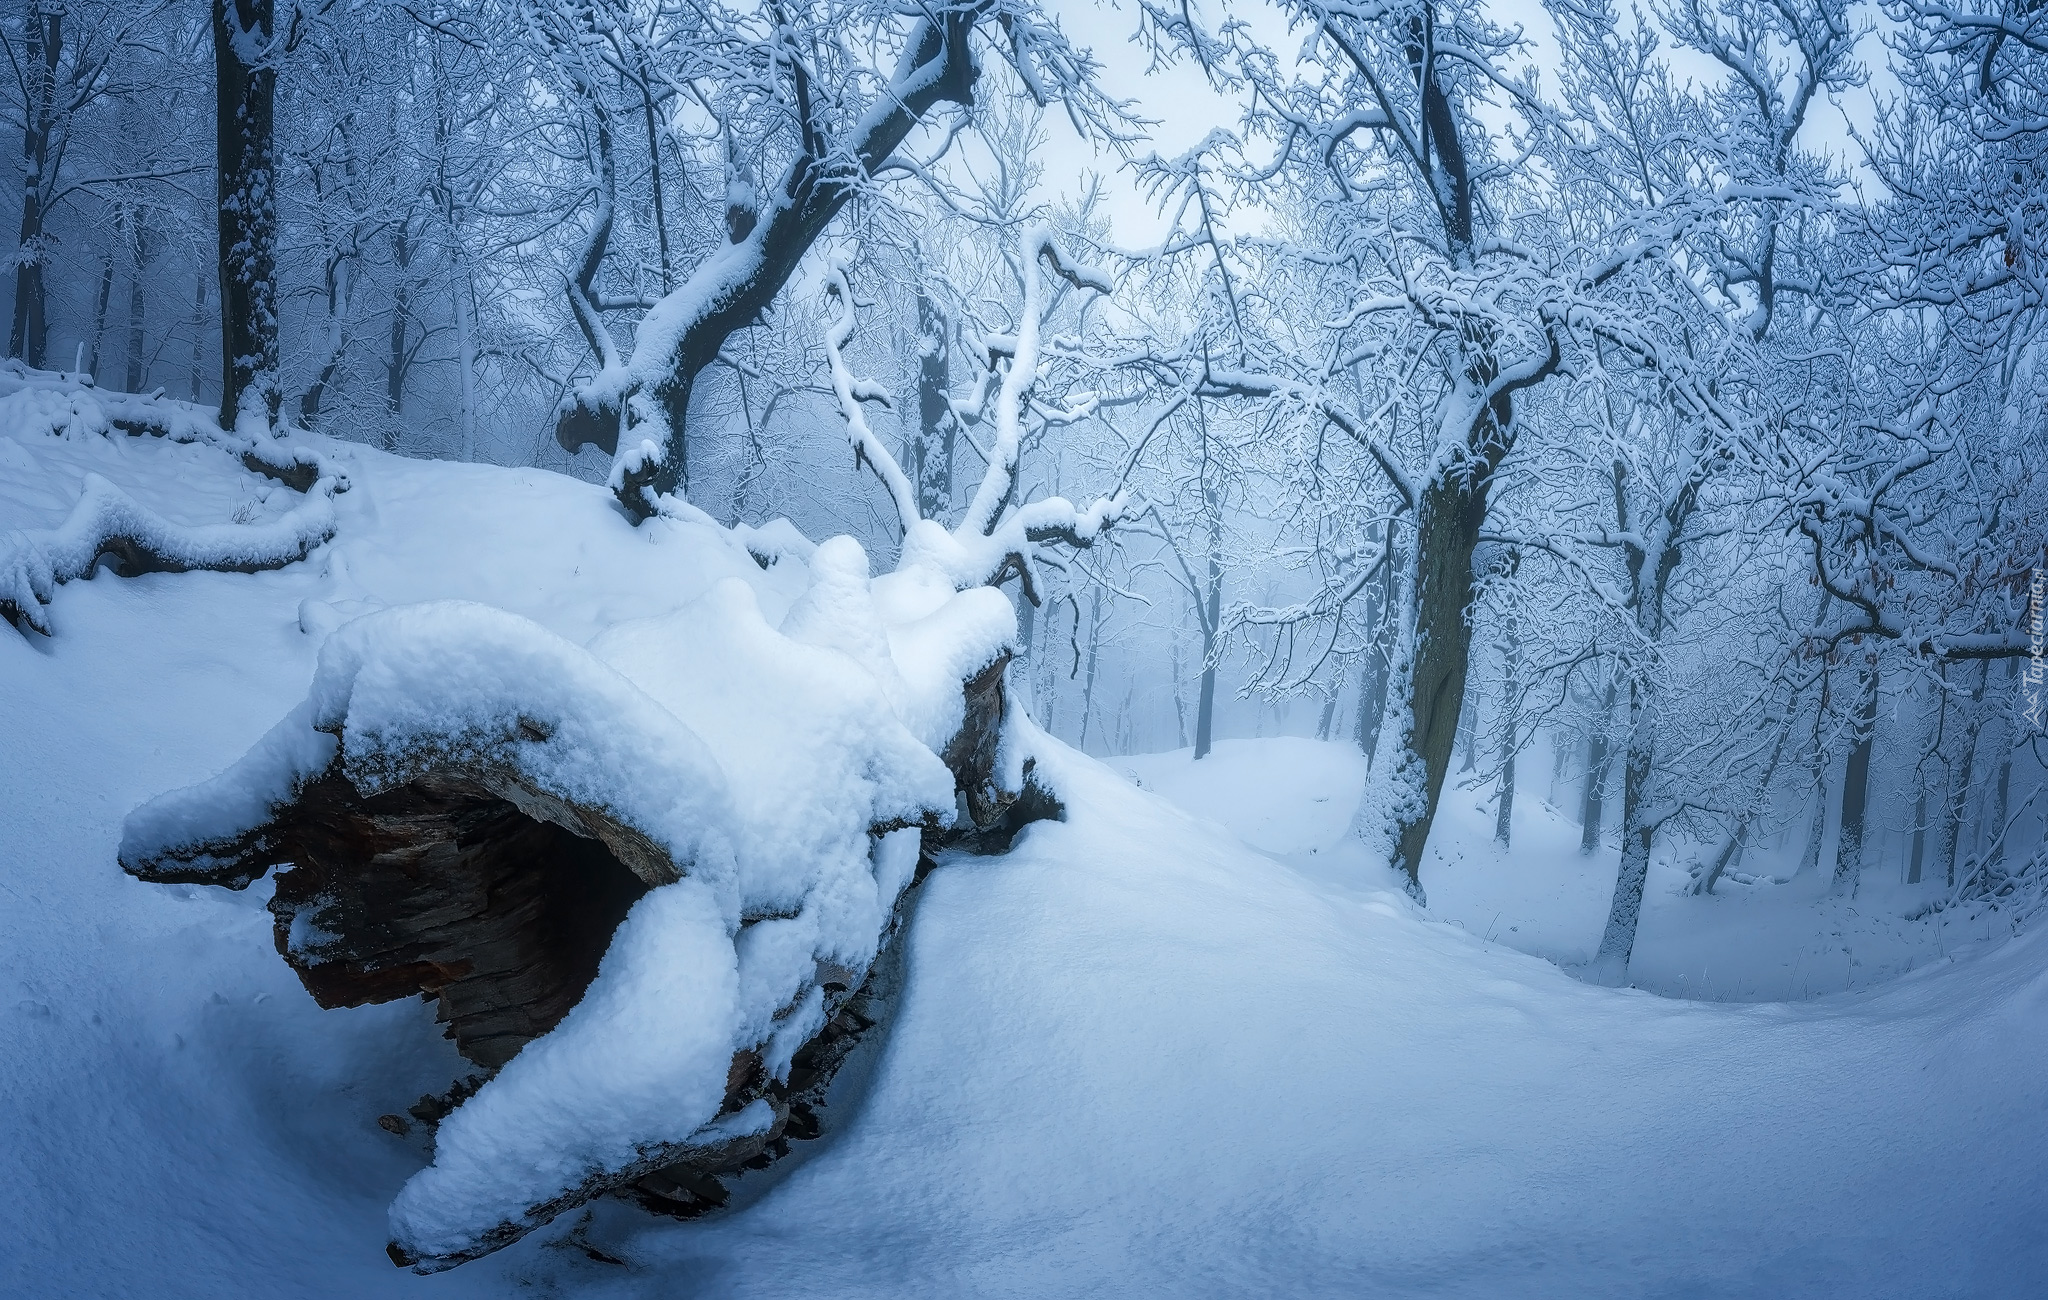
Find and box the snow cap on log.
[121,558,1024,1270]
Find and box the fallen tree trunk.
[120,593,1055,1269]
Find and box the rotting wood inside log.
[268,770,651,1070]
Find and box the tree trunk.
[1172,633,1188,748]
[1939,661,1990,887]
[913,290,952,520]
[125,217,151,392]
[1984,660,2018,874]
[122,643,1053,1264]
[11,2,58,368]
[1077,583,1102,751]
[1832,656,1879,895]
[87,255,114,380]
[1592,682,1653,984]
[1456,676,1479,774]
[189,270,207,401]
[1582,678,1618,855]
[638,73,672,290]
[214,0,280,432]
[1908,785,1928,885]
[1494,730,1516,847]
[386,218,413,418]
[1354,526,1394,766]
[555,12,983,519]
[1192,528,1222,761]
[1494,581,1521,847]
[299,252,347,427]
[453,262,477,458]
[1386,474,1488,884]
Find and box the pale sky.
[1030,0,1892,248]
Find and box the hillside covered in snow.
[7,0,2048,1293]
[2,374,2044,1298]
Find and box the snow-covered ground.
[1121,737,2042,1003]
[5,416,2046,1297]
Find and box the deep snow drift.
[3,410,2045,1297]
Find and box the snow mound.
[1,471,339,634]
[120,547,1016,1268]
[0,367,345,633]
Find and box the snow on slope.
[4,431,2045,1296]
[1121,737,2041,1003]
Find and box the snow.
[0,374,342,634]
[389,875,742,1266]
[3,422,2045,1296]
[1122,736,2048,1003]
[112,503,990,1262]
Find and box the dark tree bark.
[385,216,414,420]
[188,269,206,401]
[1192,501,1222,760]
[298,250,346,427]
[1984,660,2019,873]
[1457,673,1479,774]
[1077,583,1102,751]
[87,253,113,378]
[1355,527,1393,765]
[124,215,152,392]
[913,290,953,520]
[11,1,60,368]
[1939,661,1990,887]
[1581,678,1618,855]
[1832,656,1880,894]
[1493,554,1522,847]
[1392,470,1487,882]
[1907,785,1928,884]
[636,66,672,290]
[214,0,280,431]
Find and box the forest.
[1,0,2044,1295]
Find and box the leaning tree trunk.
[554,11,983,518]
[1591,682,1655,985]
[1385,474,1487,885]
[214,0,280,432]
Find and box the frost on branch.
[823,224,1129,604]
[120,535,1057,1271]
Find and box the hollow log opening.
[269,771,650,1070]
